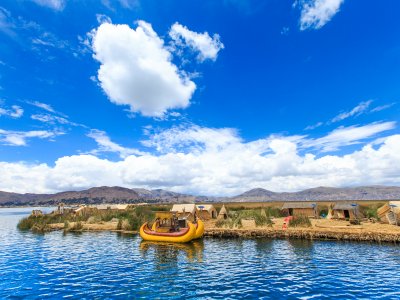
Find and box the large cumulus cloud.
[1,125,399,196]
[90,21,196,117]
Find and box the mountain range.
[0,185,400,206]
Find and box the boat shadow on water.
[139,240,204,266]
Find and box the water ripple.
[1,208,400,299]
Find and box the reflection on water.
[140,240,204,266]
[1,207,400,299]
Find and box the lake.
[1,207,400,299]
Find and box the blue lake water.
[1,207,400,299]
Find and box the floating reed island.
[17,201,400,243]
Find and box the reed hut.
[330,203,362,220]
[171,204,198,221]
[57,203,65,214]
[281,202,318,218]
[217,205,228,220]
[74,205,99,217]
[52,203,75,215]
[31,210,43,217]
[196,204,217,220]
[377,201,400,225]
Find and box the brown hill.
[0,185,399,206]
[0,186,195,206]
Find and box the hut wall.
[217,212,228,220]
[377,204,391,223]
[333,209,358,220]
[293,208,315,217]
[177,212,195,222]
[210,208,218,219]
[197,210,211,220]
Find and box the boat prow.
[193,219,205,239]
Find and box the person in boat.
[140,211,203,243]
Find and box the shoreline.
[45,222,400,244]
[204,228,400,243]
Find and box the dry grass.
[215,209,273,229]
[18,205,161,233]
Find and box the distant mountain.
[238,188,277,198]
[0,185,399,206]
[229,186,400,202]
[0,186,196,206]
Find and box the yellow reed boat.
[193,218,205,239]
[139,211,204,243]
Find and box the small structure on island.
[94,204,130,210]
[56,203,65,215]
[281,202,318,218]
[217,205,229,220]
[74,205,99,217]
[171,204,198,222]
[31,210,43,217]
[377,201,400,225]
[53,203,75,215]
[329,203,362,220]
[196,204,217,220]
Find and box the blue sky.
[0,0,399,195]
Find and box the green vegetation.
[18,215,57,232]
[265,207,284,218]
[228,206,247,211]
[215,209,273,228]
[17,205,161,233]
[288,215,312,228]
[64,221,83,232]
[318,205,329,218]
[359,204,380,219]
[17,217,36,231]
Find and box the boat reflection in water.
[139,239,204,267]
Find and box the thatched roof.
[282,202,316,209]
[196,204,216,212]
[171,204,197,214]
[332,203,358,210]
[218,205,228,215]
[389,201,400,208]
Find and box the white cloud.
[0,129,63,146]
[89,21,196,117]
[371,103,396,113]
[0,7,17,38]
[31,0,65,11]
[87,129,144,158]
[281,27,290,36]
[302,121,396,152]
[331,100,372,123]
[27,100,69,117]
[141,124,242,154]
[101,0,140,11]
[0,105,23,118]
[118,0,140,9]
[0,126,399,195]
[169,22,224,62]
[31,31,69,49]
[1,123,398,195]
[305,100,393,130]
[0,9,83,58]
[298,0,344,30]
[30,113,86,128]
[30,101,55,112]
[96,14,112,25]
[31,114,68,124]
[305,121,323,130]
